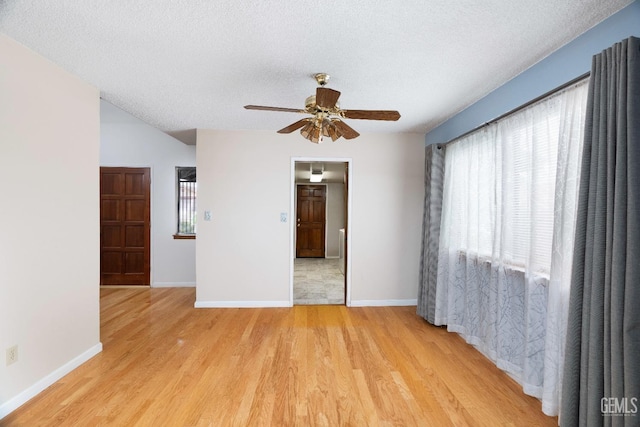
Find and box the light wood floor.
[3,288,557,426]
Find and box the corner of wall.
[0,33,101,419]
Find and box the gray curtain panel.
[417,144,445,324]
[561,36,640,427]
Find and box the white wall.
[196,130,424,306]
[100,101,196,287]
[0,34,101,417]
[326,182,345,258]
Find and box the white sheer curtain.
[434,79,588,416]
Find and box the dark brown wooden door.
[296,185,326,258]
[100,167,151,285]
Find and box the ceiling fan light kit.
[244,73,401,143]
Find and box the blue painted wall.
[426,1,640,146]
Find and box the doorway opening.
[290,158,352,306]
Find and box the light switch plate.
[204,210,212,221]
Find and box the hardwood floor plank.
[2,288,558,426]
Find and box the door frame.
[289,157,353,306]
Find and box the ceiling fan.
[244,73,401,143]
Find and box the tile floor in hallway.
[293,257,345,305]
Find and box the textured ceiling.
[0,0,633,142]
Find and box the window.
[175,167,196,238]
[434,79,589,415]
[439,79,588,276]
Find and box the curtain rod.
[440,71,591,147]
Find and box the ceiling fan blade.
[277,118,311,134]
[341,109,401,121]
[316,87,341,109]
[244,105,305,113]
[331,119,360,140]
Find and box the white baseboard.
[0,342,103,420]
[349,299,418,307]
[194,299,417,308]
[325,256,340,259]
[152,281,196,288]
[194,300,291,308]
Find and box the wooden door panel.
[125,200,146,221]
[125,173,145,195]
[101,173,123,195]
[101,200,120,220]
[299,200,310,222]
[312,201,325,222]
[297,230,309,250]
[125,225,145,247]
[102,226,121,247]
[125,253,145,274]
[296,184,326,258]
[101,252,122,274]
[100,167,150,285]
[309,229,323,249]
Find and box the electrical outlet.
[6,345,18,366]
